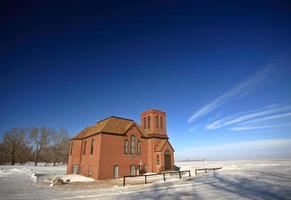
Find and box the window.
[156,154,160,165]
[147,116,151,129]
[130,135,136,155]
[137,140,141,155]
[130,165,136,176]
[156,116,159,128]
[124,139,129,155]
[70,142,73,155]
[90,138,94,155]
[113,165,119,179]
[143,117,146,129]
[83,141,87,155]
[160,116,163,129]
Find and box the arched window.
[130,135,136,155]
[160,116,163,129]
[147,116,151,129]
[124,139,129,155]
[156,154,160,165]
[70,142,73,155]
[83,141,87,155]
[143,117,146,129]
[137,140,141,155]
[164,150,170,155]
[156,116,159,128]
[90,138,94,155]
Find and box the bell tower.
[141,109,167,138]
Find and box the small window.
[156,154,160,165]
[72,165,78,174]
[160,116,163,129]
[137,140,141,155]
[124,139,129,155]
[147,116,151,129]
[130,135,136,155]
[83,141,87,155]
[90,138,94,155]
[156,116,159,128]
[143,164,148,172]
[143,117,146,129]
[113,165,119,179]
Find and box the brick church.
[67,109,175,180]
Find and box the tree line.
[0,127,71,166]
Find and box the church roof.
[73,116,147,139]
[155,139,175,152]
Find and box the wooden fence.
[194,167,222,176]
[123,170,191,186]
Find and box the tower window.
[143,117,146,129]
[160,116,163,129]
[147,116,151,129]
[156,116,159,128]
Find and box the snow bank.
[0,167,30,177]
[59,174,95,183]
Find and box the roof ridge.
[95,116,133,125]
[109,116,134,121]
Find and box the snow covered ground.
[0,160,291,200]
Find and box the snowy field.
[1,160,291,200]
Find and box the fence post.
[163,173,166,181]
[145,175,147,184]
[179,171,181,179]
[188,170,191,177]
[123,177,126,187]
[195,169,197,176]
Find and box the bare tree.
[0,143,7,164]
[49,128,70,166]
[2,128,30,165]
[30,127,51,166]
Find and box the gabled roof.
[155,139,175,152]
[73,116,147,139]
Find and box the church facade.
[67,109,175,180]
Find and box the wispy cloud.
[176,138,291,160]
[240,112,291,125]
[206,105,291,130]
[187,67,272,123]
[229,123,291,131]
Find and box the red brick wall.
[78,134,102,179]
[141,109,167,136]
[67,140,82,174]
[98,125,149,179]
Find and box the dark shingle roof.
[73,116,147,139]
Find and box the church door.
[164,150,171,170]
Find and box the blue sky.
[0,0,291,160]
